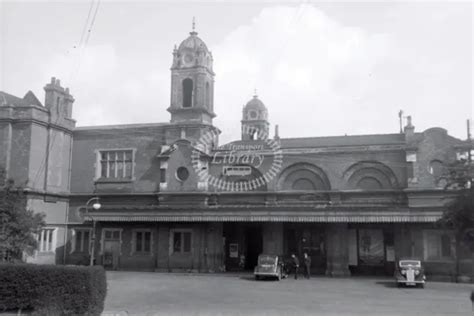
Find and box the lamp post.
[85,197,101,266]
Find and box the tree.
[0,179,45,262]
[438,158,474,281]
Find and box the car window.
[258,255,276,265]
[399,260,420,267]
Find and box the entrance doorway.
[223,223,262,271]
[284,224,326,274]
[102,229,121,270]
[348,226,395,276]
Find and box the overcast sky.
[0,1,472,144]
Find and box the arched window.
[182,78,193,108]
[205,82,210,108]
[429,160,444,177]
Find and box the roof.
[219,133,405,151]
[0,90,42,107]
[178,32,209,53]
[244,95,267,111]
[280,133,406,149]
[74,122,170,132]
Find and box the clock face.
[184,53,194,65]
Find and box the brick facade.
[0,29,472,281]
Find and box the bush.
[0,263,107,315]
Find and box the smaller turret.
[241,93,270,141]
[44,77,74,121]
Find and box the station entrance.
[223,223,262,271]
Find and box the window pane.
[105,231,112,239]
[125,162,132,178]
[84,231,90,252]
[136,232,142,252]
[160,169,166,183]
[47,230,53,251]
[173,232,181,252]
[183,233,191,252]
[125,151,132,161]
[76,231,82,251]
[113,231,120,239]
[144,232,151,252]
[101,161,107,178]
[441,234,451,257]
[117,160,124,179]
[110,160,116,178]
[426,233,439,258]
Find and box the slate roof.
[0,90,42,107]
[221,133,406,150]
[279,133,406,148]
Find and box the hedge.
[0,263,107,315]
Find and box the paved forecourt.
[103,272,473,316]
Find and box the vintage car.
[254,254,286,281]
[395,258,426,288]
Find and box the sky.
[0,0,472,144]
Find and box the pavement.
[102,271,473,316]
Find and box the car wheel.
[255,275,259,281]
[418,283,425,289]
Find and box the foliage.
[438,158,474,249]
[0,180,45,262]
[0,263,107,315]
[439,188,474,237]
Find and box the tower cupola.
[168,19,215,124]
[241,93,270,140]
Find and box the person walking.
[291,254,299,280]
[303,252,311,279]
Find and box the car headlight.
[415,270,420,276]
[401,270,406,275]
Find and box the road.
[103,272,473,315]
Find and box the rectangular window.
[424,230,453,260]
[132,230,152,254]
[74,229,91,253]
[160,168,166,183]
[38,228,55,252]
[171,230,192,254]
[98,150,134,180]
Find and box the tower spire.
[190,16,197,35]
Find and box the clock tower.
[168,22,216,124]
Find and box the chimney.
[44,77,74,120]
[404,115,416,145]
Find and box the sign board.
[229,243,239,258]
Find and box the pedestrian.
[291,254,299,280]
[303,252,311,279]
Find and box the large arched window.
[205,82,210,109]
[182,78,193,108]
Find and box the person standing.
[303,252,311,279]
[291,254,299,280]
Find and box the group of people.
[290,253,311,279]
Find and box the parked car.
[394,258,426,288]
[254,254,287,281]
